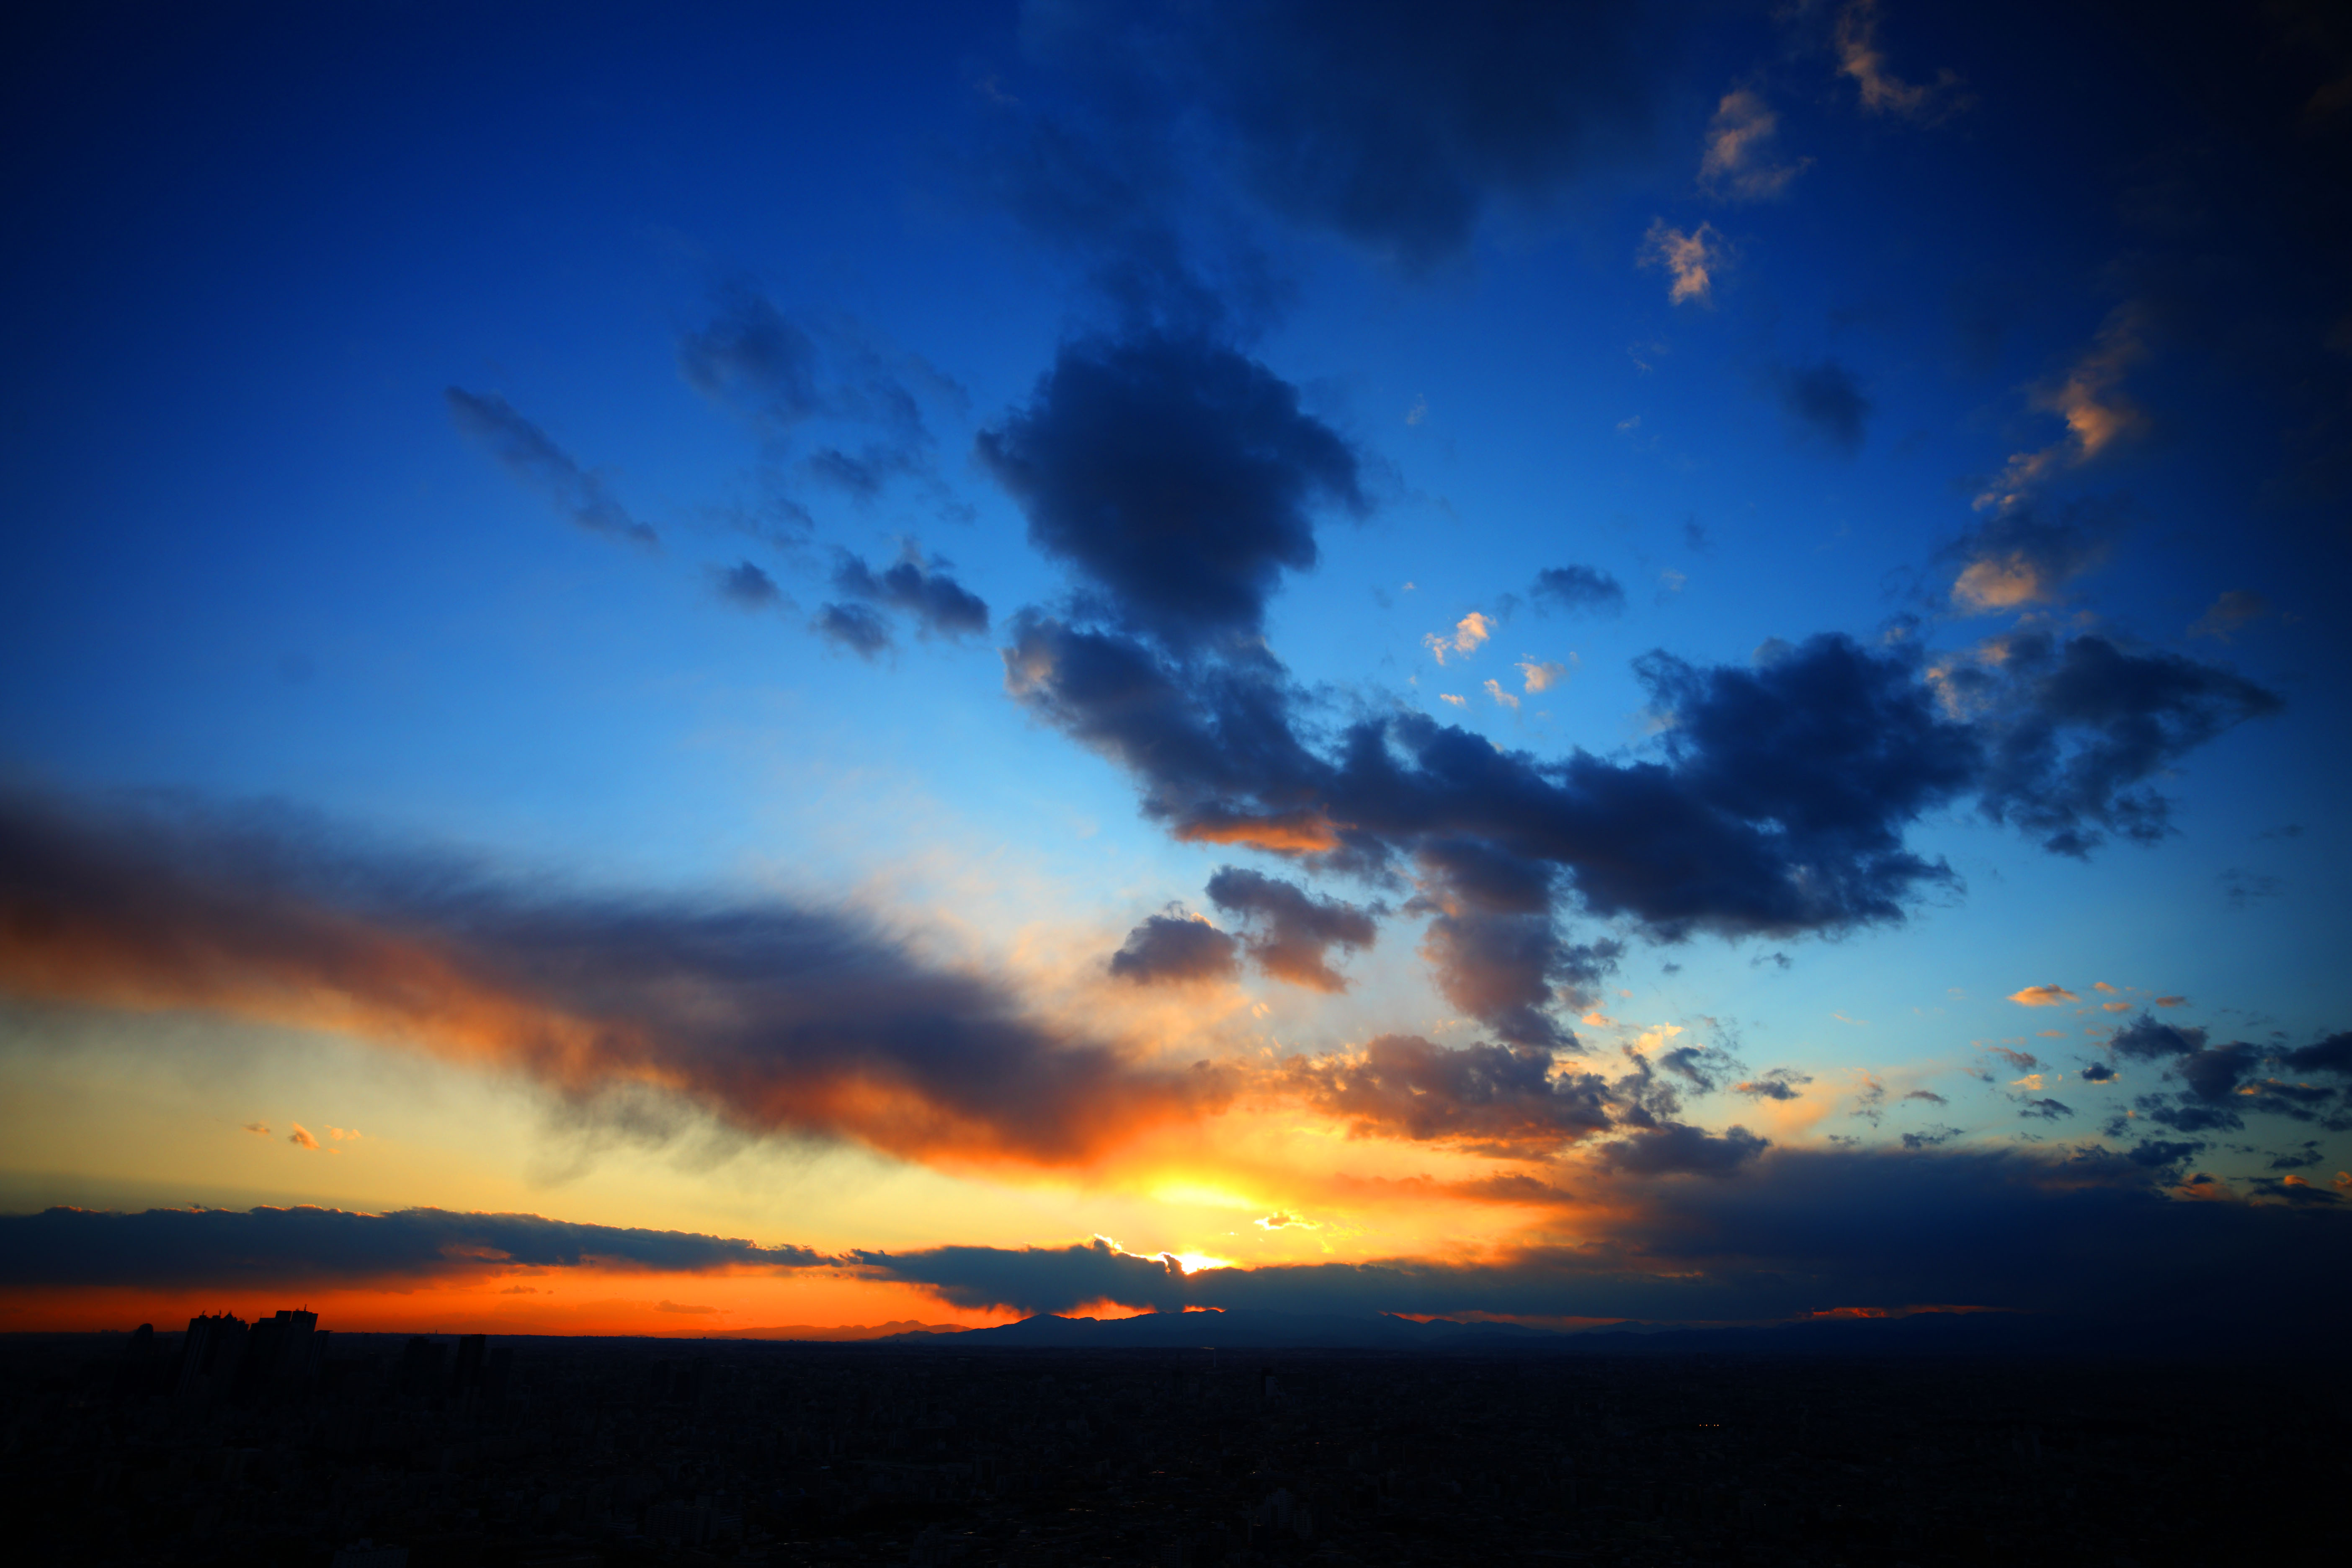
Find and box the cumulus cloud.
[1639,219,1725,306]
[1285,1034,1612,1153]
[0,1205,830,1290]
[1530,565,1626,617]
[1423,611,1496,664]
[1106,910,1241,985]
[711,560,783,611]
[1204,867,1379,992]
[1699,88,1809,201]
[444,389,656,546]
[0,792,1232,1171]
[818,548,990,654]
[976,332,1366,651]
[1517,659,1571,694]
[286,1124,319,1150]
[1834,0,1965,122]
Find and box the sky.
[3,0,2349,1341]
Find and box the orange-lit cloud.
[1639,219,1723,305]
[1835,0,1965,121]
[2007,984,2079,1006]
[1171,809,1344,854]
[0,794,1233,1175]
[1975,306,2149,511]
[1700,89,1809,201]
[1422,611,1494,664]
[287,1124,320,1150]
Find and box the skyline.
[3,0,2349,1341]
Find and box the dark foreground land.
[1,1329,2343,1568]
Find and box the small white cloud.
[1482,678,1519,710]
[1439,693,1467,708]
[1404,394,1428,426]
[1658,568,1687,593]
[1616,413,1641,433]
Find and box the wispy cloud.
[1700,89,1809,201]
[1975,306,2149,511]
[444,389,657,546]
[1834,0,1966,122]
[1639,219,1725,306]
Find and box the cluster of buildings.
[0,1320,2336,1565]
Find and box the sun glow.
[1172,1252,1234,1273]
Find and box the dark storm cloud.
[1002,598,2275,1044]
[1286,1034,1612,1153]
[711,560,782,611]
[2279,1033,2352,1076]
[1040,0,1668,272]
[812,601,893,659]
[1530,565,1628,617]
[1591,1121,1767,1177]
[444,389,656,545]
[1203,866,1379,992]
[854,1236,1191,1315]
[0,793,1230,1169]
[1771,359,1871,456]
[975,332,1367,649]
[1950,631,2283,856]
[831,551,991,640]
[1106,912,1240,986]
[0,1205,830,1290]
[856,1146,2352,1331]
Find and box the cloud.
[1988,1045,2040,1070]
[711,560,783,611]
[812,601,894,660]
[2190,590,2274,642]
[1006,600,2272,1044]
[1529,565,1626,618]
[677,287,829,428]
[1106,910,1240,985]
[826,549,990,648]
[1904,1089,1948,1105]
[444,389,656,546]
[1204,867,1379,992]
[1939,631,2282,856]
[1041,0,1668,273]
[240,1122,269,1137]
[1900,1125,1963,1150]
[2081,1062,2116,1082]
[2017,1097,2074,1121]
[1945,503,2112,613]
[1834,0,1965,122]
[286,1124,319,1150]
[976,332,1366,651]
[1732,1068,1813,1102]
[0,792,1232,1171]
[856,1146,2352,1335]
[0,1205,830,1290]
[1639,219,1724,306]
[1483,678,1519,711]
[1699,88,1809,201]
[1975,306,2149,511]
[1517,659,1571,693]
[1771,359,1871,456]
[1284,1034,1613,1153]
[1591,1121,1767,1177]
[1422,611,1496,664]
